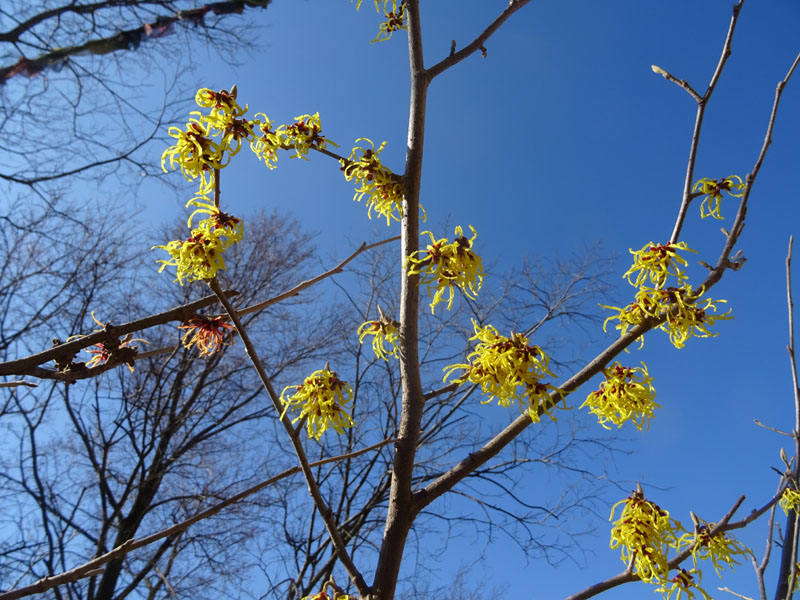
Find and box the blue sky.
[138,1,800,598]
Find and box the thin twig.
[668,0,744,243]
[235,236,400,317]
[0,291,238,378]
[208,279,369,596]
[754,419,793,437]
[426,0,532,80]
[0,380,38,388]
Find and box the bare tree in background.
[0,0,273,190]
[0,210,344,600]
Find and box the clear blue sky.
[140,1,800,598]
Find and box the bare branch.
[427,0,532,80]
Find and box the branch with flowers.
[2,2,800,600]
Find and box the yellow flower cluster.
[154,196,243,284]
[623,242,695,289]
[352,0,407,43]
[282,113,333,160]
[603,285,731,349]
[609,491,682,583]
[654,568,710,600]
[605,239,717,348]
[609,490,749,600]
[581,362,660,430]
[692,175,745,220]
[156,87,254,284]
[302,592,349,600]
[780,487,800,515]
[281,367,355,440]
[677,523,748,577]
[340,139,405,225]
[443,321,564,423]
[406,226,485,313]
[161,116,226,194]
[358,309,400,360]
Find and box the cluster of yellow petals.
[443,321,564,423]
[281,367,355,440]
[692,175,745,220]
[302,592,349,600]
[406,226,485,313]
[654,568,710,600]
[161,115,226,194]
[154,197,243,285]
[609,491,748,600]
[779,487,800,515]
[581,362,660,430]
[624,242,695,289]
[677,523,748,577]
[603,285,731,349]
[178,315,235,357]
[357,309,400,360]
[609,491,682,583]
[340,139,405,225]
[352,0,407,43]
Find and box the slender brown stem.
[0,290,238,379]
[426,0,532,80]
[234,236,400,318]
[669,0,744,243]
[208,279,368,596]
[370,2,428,597]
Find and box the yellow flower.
[250,112,284,169]
[357,308,400,360]
[676,523,747,577]
[340,138,406,225]
[280,367,354,440]
[301,592,349,600]
[178,315,235,357]
[161,114,227,193]
[443,321,565,423]
[623,242,696,289]
[653,285,732,349]
[371,0,407,43]
[194,87,259,157]
[406,226,485,313]
[609,490,683,583]
[600,296,655,348]
[581,362,660,430]
[603,285,731,349]
[780,487,800,515]
[692,175,745,220]
[352,0,407,43]
[281,113,335,160]
[654,568,711,600]
[186,194,244,244]
[154,226,231,285]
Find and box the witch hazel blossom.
[443,321,565,423]
[581,362,660,430]
[340,138,407,225]
[406,225,484,313]
[692,175,745,220]
[280,367,355,440]
[624,241,696,289]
